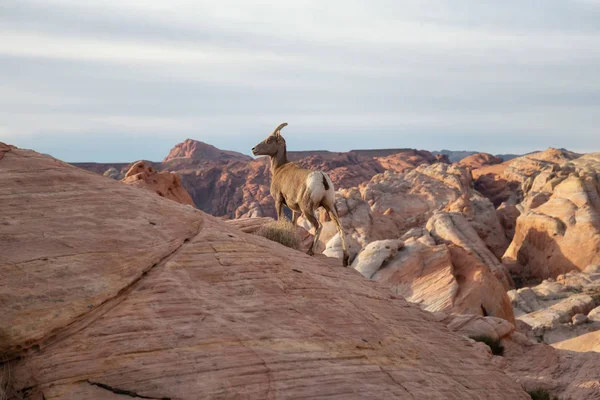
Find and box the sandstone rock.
[0,141,15,160]
[323,231,362,263]
[426,212,512,288]
[473,164,521,208]
[496,202,520,240]
[445,314,515,342]
[502,337,600,399]
[296,152,385,188]
[553,330,600,352]
[163,138,252,163]
[1,144,531,400]
[103,166,124,180]
[312,163,508,259]
[572,313,588,325]
[509,269,600,344]
[442,310,600,399]
[121,161,196,207]
[459,152,503,169]
[376,149,438,172]
[357,229,514,322]
[0,146,204,358]
[518,294,595,335]
[503,153,600,280]
[504,147,580,185]
[588,306,600,322]
[371,235,459,313]
[351,239,403,278]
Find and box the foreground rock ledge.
[0,144,530,399]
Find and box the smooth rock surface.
[1,143,530,400]
[0,146,204,357]
[121,161,196,207]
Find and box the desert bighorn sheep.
[252,122,350,266]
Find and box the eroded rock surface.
[0,146,204,358]
[508,266,600,344]
[121,161,196,207]
[350,224,514,323]
[1,143,530,400]
[503,152,600,280]
[459,152,504,169]
[442,312,600,400]
[311,163,509,262]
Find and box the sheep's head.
[252,122,287,156]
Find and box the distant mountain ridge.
[432,150,524,163]
[71,139,529,218]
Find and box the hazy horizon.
[2,1,599,162]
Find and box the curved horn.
[272,122,288,136]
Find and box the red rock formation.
[503,154,600,280]
[121,161,196,207]
[1,144,531,399]
[163,138,252,164]
[74,143,442,219]
[296,152,385,188]
[0,141,15,160]
[459,152,503,169]
[376,149,438,172]
[310,163,509,263]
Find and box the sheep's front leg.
[275,199,284,221]
[292,211,299,225]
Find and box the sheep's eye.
[266,138,272,144]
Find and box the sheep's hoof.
[343,254,350,267]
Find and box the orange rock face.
[1,144,531,400]
[351,217,515,323]
[121,161,196,207]
[0,145,204,359]
[503,153,600,280]
[310,163,509,264]
[459,152,504,170]
[163,138,253,163]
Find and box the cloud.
[1,0,600,161]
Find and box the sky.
[1,0,600,162]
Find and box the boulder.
[351,239,404,278]
[121,161,196,207]
[445,314,515,342]
[354,228,515,322]
[427,211,512,288]
[588,306,600,322]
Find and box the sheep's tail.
[321,172,330,191]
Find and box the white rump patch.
[306,171,334,205]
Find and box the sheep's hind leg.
[303,210,322,256]
[327,206,350,267]
[292,210,299,225]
